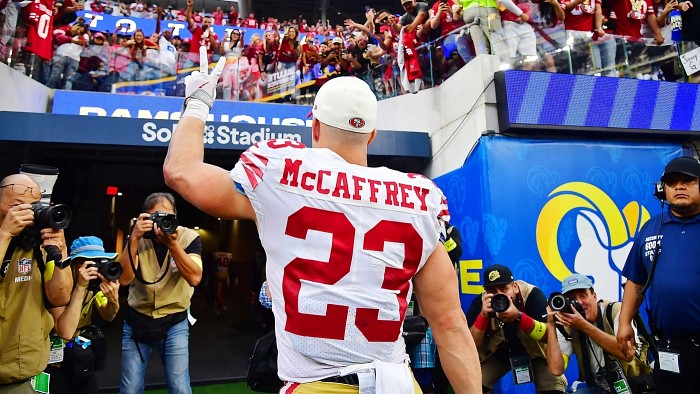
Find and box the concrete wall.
[377,55,501,179]
[0,63,52,113]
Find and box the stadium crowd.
[0,0,697,99]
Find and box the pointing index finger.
[199,46,208,74]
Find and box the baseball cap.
[561,273,594,294]
[661,156,700,182]
[309,77,377,134]
[483,264,514,288]
[401,0,413,4]
[69,236,118,260]
[331,36,343,45]
[94,32,105,39]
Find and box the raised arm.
[414,245,481,394]
[164,47,255,221]
[186,0,194,29]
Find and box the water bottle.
[671,9,682,42]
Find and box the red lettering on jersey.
[284,207,354,340]
[384,181,399,206]
[301,172,316,191]
[399,183,414,209]
[368,179,381,203]
[281,159,302,187]
[332,173,350,199]
[351,176,366,201]
[317,170,331,194]
[414,186,430,211]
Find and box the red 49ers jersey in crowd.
[24,0,54,60]
[231,139,450,383]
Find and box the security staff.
[546,274,647,393]
[0,174,73,392]
[45,236,120,394]
[466,264,566,393]
[618,156,700,393]
[117,192,202,394]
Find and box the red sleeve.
[646,0,654,13]
[189,23,201,34]
[54,32,73,44]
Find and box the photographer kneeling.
[545,274,652,393]
[117,192,202,394]
[0,174,73,392]
[45,236,120,394]
[466,264,566,393]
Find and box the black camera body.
[20,202,72,263]
[548,292,585,315]
[488,293,511,318]
[30,202,72,231]
[144,211,179,239]
[87,258,122,291]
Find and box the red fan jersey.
[24,0,54,60]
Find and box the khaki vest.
[479,280,547,362]
[568,300,652,381]
[0,247,54,384]
[127,227,199,318]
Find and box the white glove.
[181,46,225,122]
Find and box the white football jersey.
[231,139,450,382]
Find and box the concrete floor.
[95,285,270,391]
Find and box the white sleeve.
[557,328,574,357]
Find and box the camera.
[31,202,72,231]
[87,258,123,291]
[143,211,179,239]
[548,292,585,315]
[490,293,511,315]
[21,202,72,263]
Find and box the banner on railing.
[77,11,328,44]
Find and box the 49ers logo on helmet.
[349,117,365,129]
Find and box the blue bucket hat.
[69,236,118,260]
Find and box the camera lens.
[491,293,510,313]
[48,205,72,229]
[549,293,567,311]
[160,218,173,231]
[102,261,123,281]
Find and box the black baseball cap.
[483,264,514,288]
[661,157,700,182]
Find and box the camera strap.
[0,238,16,280]
[124,225,168,286]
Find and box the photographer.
[545,274,650,393]
[117,192,202,394]
[0,174,73,390]
[45,236,120,394]
[466,264,566,393]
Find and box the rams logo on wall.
[536,182,649,301]
[433,136,683,309]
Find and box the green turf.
[145,382,257,394]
